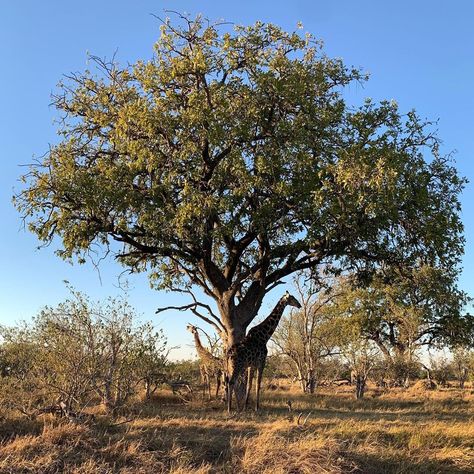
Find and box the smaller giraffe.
[186,324,223,400]
[226,291,301,412]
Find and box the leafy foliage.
[0,290,168,414]
[333,268,471,358]
[15,15,466,343]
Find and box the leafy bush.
[0,289,168,415]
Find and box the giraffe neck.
[193,332,215,361]
[193,332,207,356]
[248,296,288,344]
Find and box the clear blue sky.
[1,1,473,359]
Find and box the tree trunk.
[219,290,266,349]
[103,379,114,409]
[102,363,116,410]
[307,378,317,394]
[307,369,316,394]
[226,315,253,348]
[459,368,467,389]
[221,297,263,410]
[296,366,306,393]
[355,375,366,399]
[350,370,357,385]
[423,365,432,383]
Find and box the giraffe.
[186,324,223,400]
[226,291,301,412]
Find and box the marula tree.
[15,15,465,348]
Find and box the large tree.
[15,15,465,347]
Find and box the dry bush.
[0,292,168,417]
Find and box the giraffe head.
[282,291,301,309]
[186,323,198,335]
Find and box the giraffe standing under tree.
[186,324,223,400]
[226,291,301,412]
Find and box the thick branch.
[155,302,224,335]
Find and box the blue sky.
[1,1,473,359]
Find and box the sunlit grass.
[0,384,473,473]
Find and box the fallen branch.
[109,418,134,427]
[296,411,312,426]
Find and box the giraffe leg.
[245,367,254,409]
[235,380,242,412]
[226,376,232,412]
[207,374,212,400]
[203,373,210,400]
[200,367,207,399]
[255,361,265,411]
[227,377,237,412]
[215,373,221,399]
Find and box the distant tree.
[272,272,340,393]
[0,325,44,417]
[428,355,454,388]
[135,327,170,399]
[331,268,471,386]
[15,14,465,349]
[337,317,381,399]
[451,347,473,389]
[167,359,202,384]
[262,353,288,389]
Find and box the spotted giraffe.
[226,291,301,412]
[186,324,223,399]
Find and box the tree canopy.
[15,15,465,345]
[331,268,472,356]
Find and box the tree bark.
[307,378,316,394]
[218,296,260,348]
[355,375,366,399]
[294,364,306,393]
[307,369,317,394]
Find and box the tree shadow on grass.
[264,392,472,423]
[0,417,43,441]
[123,419,259,467]
[347,451,473,474]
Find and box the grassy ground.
[0,383,473,473]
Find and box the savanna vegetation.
[5,13,474,473]
[1,370,474,473]
[1,275,473,473]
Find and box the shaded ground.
[0,384,473,473]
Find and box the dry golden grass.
[0,384,473,473]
